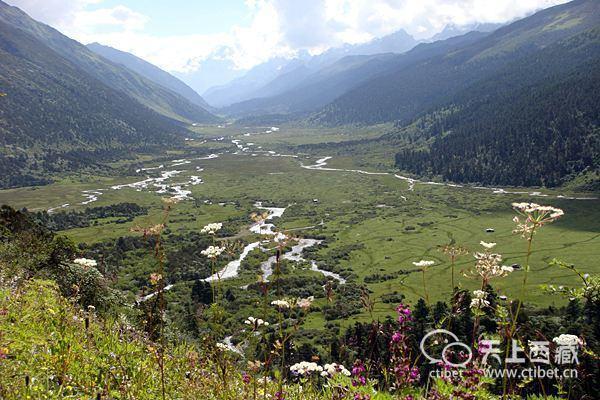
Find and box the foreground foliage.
[1,202,599,399]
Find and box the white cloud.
[6,0,99,27]
[70,5,149,33]
[6,0,569,73]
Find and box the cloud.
[6,0,569,73]
[70,5,149,33]
[6,0,97,26]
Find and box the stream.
[40,128,597,301]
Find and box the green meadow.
[1,125,598,328]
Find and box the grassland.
[1,124,598,330]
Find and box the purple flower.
[242,372,251,384]
[274,391,286,400]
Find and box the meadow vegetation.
[1,126,599,399]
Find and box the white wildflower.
[244,316,268,328]
[290,361,323,376]
[552,334,583,346]
[466,252,511,281]
[271,299,291,309]
[201,245,225,259]
[201,222,222,235]
[470,290,490,309]
[216,342,231,352]
[74,257,97,267]
[512,203,564,237]
[322,363,351,377]
[480,241,496,249]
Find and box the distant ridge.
[87,42,214,111]
[0,0,218,189]
[0,1,217,124]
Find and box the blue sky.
[7,0,569,77]
[82,0,251,36]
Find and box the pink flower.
[392,332,403,342]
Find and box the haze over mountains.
[202,28,419,108]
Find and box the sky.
[7,0,569,75]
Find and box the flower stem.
[422,269,429,304]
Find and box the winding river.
[40,127,597,301]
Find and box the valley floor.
[1,124,598,328]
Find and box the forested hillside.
[0,1,217,124]
[0,21,188,188]
[87,42,213,111]
[313,0,599,126]
[394,28,600,187]
[306,0,600,188]
[0,1,222,189]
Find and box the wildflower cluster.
[131,223,164,237]
[322,362,351,377]
[351,361,367,387]
[295,296,314,310]
[271,299,291,309]
[470,290,490,310]
[201,245,225,259]
[149,272,163,286]
[289,361,323,376]
[413,260,435,269]
[244,316,269,329]
[73,257,97,268]
[390,304,420,389]
[201,222,222,235]
[512,202,563,238]
[552,334,583,347]
[466,242,512,283]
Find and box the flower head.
[289,361,323,376]
[216,342,231,352]
[296,296,314,310]
[440,244,469,258]
[201,222,222,235]
[201,245,225,259]
[512,203,564,238]
[162,196,180,206]
[271,299,291,309]
[322,363,351,377]
[149,273,163,286]
[465,251,511,281]
[470,290,490,310]
[552,334,583,346]
[244,316,269,329]
[73,257,97,268]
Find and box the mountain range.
[87,42,213,112]
[222,31,488,119]
[0,0,598,190]
[203,29,418,108]
[314,0,599,187]
[0,0,218,188]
